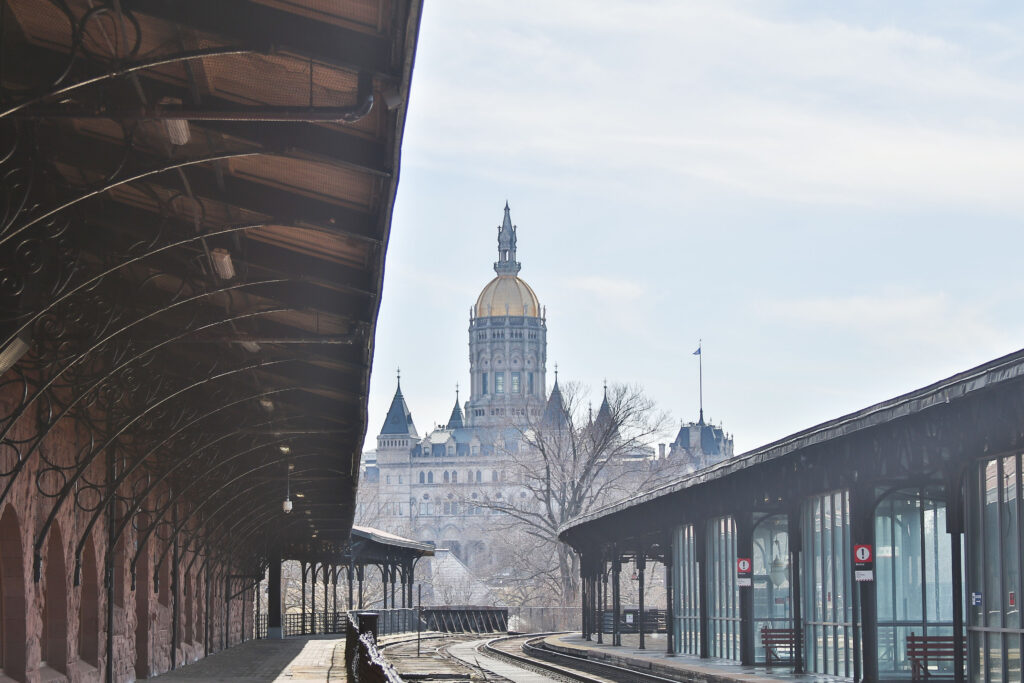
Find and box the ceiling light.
[294,492,304,498]
[282,497,293,514]
[381,88,403,110]
[259,398,274,412]
[279,445,291,455]
[159,97,191,145]
[210,248,235,280]
[239,341,261,353]
[0,334,30,377]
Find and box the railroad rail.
[481,633,684,683]
[378,631,688,682]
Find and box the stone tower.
[466,203,548,427]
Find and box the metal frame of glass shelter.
[561,349,1024,683]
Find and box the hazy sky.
[366,0,1024,454]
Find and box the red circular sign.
[737,558,752,573]
[854,544,873,563]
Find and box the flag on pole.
[693,346,701,355]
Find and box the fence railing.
[281,611,349,636]
[255,614,268,639]
[254,605,508,644]
[375,608,418,636]
[602,608,667,633]
[421,606,508,633]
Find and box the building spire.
[380,373,417,436]
[494,202,521,276]
[446,383,465,430]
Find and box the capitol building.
[359,204,733,571]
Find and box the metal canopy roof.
[0,0,422,574]
[560,347,1024,549]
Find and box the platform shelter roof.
[560,347,1024,553]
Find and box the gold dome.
[475,275,541,318]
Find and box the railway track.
[379,632,683,683]
[480,633,682,683]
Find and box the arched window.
[443,471,450,484]
[476,470,482,483]
[42,524,68,673]
[79,537,100,666]
[418,471,425,484]
[0,505,27,680]
[427,471,433,484]
[452,471,458,484]
[492,470,499,482]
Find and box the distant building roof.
[380,380,418,436]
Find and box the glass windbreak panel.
[753,515,791,664]
[673,524,700,655]
[708,516,739,660]
[874,489,955,678]
[803,490,853,678]
[967,453,1023,683]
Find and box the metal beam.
[41,131,381,243]
[124,0,396,78]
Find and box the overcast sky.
[365,0,1024,454]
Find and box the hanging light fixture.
[158,97,192,145]
[769,540,788,588]
[282,460,293,513]
[210,248,236,280]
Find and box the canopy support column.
[788,506,805,673]
[665,539,675,656]
[638,551,646,650]
[301,562,308,635]
[738,511,754,666]
[612,550,621,646]
[268,550,282,638]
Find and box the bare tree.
[472,382,671,606]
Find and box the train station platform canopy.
[2,0,422,575]
[0,0,422,679]
[561,347,1024,548]
[559,348,1024,682]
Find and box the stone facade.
[0,390,253,683]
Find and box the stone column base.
[267,626,283,639]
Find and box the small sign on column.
[854,544,874,582]
[737,557,752,587]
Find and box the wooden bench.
[907,633,965,680]
[761,626,800,668]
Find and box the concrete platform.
[151,636,345,682]
[543,633,844,683]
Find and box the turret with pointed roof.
[446,388,465,430]
[380,376,418,437]
[593,381,618,439]
[541,372,569,430]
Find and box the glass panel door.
[803,490,854,677]
[673,524,700,655]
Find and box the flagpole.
[698,339,703,425]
